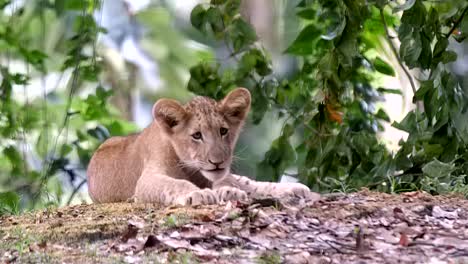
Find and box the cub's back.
[87,133,142,203]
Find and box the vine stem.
[379,9,417,95]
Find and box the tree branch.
[379,9,417,95]
[445,6,468,38]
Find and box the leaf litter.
[1,189,468,263]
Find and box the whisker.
[232,154,246,162]
[234,145,248,156]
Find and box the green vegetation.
[256,251,281,264]
[0,0,468,214]
[162,213,191,229]
[188,0,468,195]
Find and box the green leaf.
[350,134,370,156]
[188,62,222,98]
[433,105,449,131]
[318,52,338,77]
[60,144,73,157]
[19,49,47,71]
[251,86,270,124]
[297,8,315,19]
[190,4,206,30]
[64,0,89,10]
[400,0,426,27]
[105,120,138,137]
[3,146,23,175]
[336,30,358,68]
[392,0,416,13]
[377,87,402,95]
[285,24,321,55]
[419,33,432,69]
[422,143,443,159]
[373,57,395,76]
[237,49,272,78]
[225,0,241,17]
[282,123,295,137]
[394,151,413,171]
[321,19,346,40]
[0,191,20,215]
[399,32,422,68]
[237,52,256,79]
[229,19,257,52]
[441,51,457,64]
[210,0,227,5]
[375,109,390,122]
[422,159,455,178]
[256,161,276,182]
[0,1,11,9]
[414,80,433,100]
[258,134,297,182]
[392,111,416,133]
[206,7,224,34]
[433,38,448,57]
[423,89,436,121]
[96,86,112,101]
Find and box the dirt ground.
[1,189,468,264]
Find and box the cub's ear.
[221,87,251,123]
[152,99,187,134]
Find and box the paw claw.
[177,189,218,206]
[215,186,248,203]
[274,183,311,198]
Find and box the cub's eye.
[220,127,228,136]
[191,132,202,140]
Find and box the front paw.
[176,189,218,206]
[275,183,311,198]
[216,186,248,203]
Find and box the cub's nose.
[208,159,223,167]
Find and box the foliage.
[0,0,212,215]
[0,0,136,214]
[188,0,468,194]
[392,0,468,196]
[0,0,467,215]
[0,191,20,215]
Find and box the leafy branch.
[445,6,468,38]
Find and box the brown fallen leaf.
[121,223,140,242]
[120,225,138,243]
[393,207,409,223]
[193,212,215,222]
[399,232,410,247]
[37,240,47,249]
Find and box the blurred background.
[0,0,467,212]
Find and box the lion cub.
[87,88,314,205]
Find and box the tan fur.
[87,88,313,206]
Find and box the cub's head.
[152,88,251,181]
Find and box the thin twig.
[379,9,417,95]
[34,6,91,204]
[66,179,87,205]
